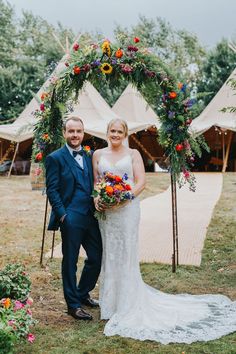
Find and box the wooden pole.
[170,173,179,272]
[222,131,233,172]
[8,142,19,177]
[40,196,49,265]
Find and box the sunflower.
[100,62,113,74]
[102,40,111,57]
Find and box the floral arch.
[33,37,206,191]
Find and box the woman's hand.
[94,196,110,211]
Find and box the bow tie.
[72,150,83,157]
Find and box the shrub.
[0,264,31,301]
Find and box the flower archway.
[33,37,207,191]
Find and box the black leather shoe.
[67,307,93,320]
[81,297,99,308]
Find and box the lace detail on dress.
[98,154,236,344]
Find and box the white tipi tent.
[190,68,236,135]
[112,84,161,128]
[112,84,164,170]
[190,68,236,172]
[67,82,154,140]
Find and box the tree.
[0,3,75,121]
[196,39,236,108]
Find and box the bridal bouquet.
[92,172,134,219]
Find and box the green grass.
[1,173,236,354]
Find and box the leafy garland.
[33,37,208,191]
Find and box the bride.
[92,118,236,344]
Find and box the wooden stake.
[222,131,233,172]
[8,142,19,177]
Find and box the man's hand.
[60,214,67,223]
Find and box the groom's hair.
[63,116,84,131]
[107,118,128,137]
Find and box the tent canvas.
[0,81,158,144]
[190,68,236,135]
[189,68,236,172]
[112,83,161,129]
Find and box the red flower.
[81,64,91,72]
[185,118,192,125]
[35,152,43,161]
[133,37,140,43]
[169,92,177,99]
[73,43,80,51]
[73,65,81,75]
[115,176,122,182]
[175,144,184,152]
[127,45,138,52]
[40,103,45,111]
[125,184,132,191]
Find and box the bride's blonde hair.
[106,118,128,137]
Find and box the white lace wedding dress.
[98,154,236,344]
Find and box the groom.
[45,116,102,320]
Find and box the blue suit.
[46,145,102,309]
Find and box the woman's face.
[107,121,126,146]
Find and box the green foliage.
[33,38,208,191]
[114,16,206,79]
[197,39,236,107]
[0,328,15,354]
[0,263,31,301]
[0,1,75,121]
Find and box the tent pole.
[222,131,233,172]
[8,142,19,177]
[40,196,49,265]
[222,133,225,167]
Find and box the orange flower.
[169,91,177,99]
[115,48,123,58]
[114,184,124,191]
[178,82,183,90]
[105,186,114,195]
[83,145,91,152]
[73,65,81,75]
[42,133,49,141]
[2,298,11,309]
[35,152,43,161]
[40,92,48,101]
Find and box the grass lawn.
[0,172,236,354]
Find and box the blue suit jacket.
[45,145,94,231]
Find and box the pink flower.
[8,320,15,326]
[27,308,32,316]
[183,170,190,179]
[14,300,24,311]
[34,167,42,176]
[26,297,34,306]
[120,64,133,73]
[27,333,35,343]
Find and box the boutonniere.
[82,145,92,156]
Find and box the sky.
[6,0,236,49]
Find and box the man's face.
[63,120,84,149]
